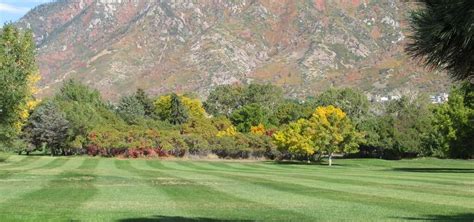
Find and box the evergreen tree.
[24,101,70,156]
[117,95,145,124]
[407,0,474,81]
[134,88,155,118]
[169,93,188,125]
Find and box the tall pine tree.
[169,93,188,125]
[134,88,155,118]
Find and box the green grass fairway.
[0,155,473,221]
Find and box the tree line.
[1,0,474,164]
[2,76,473,161]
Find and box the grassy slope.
[0,156,472,221]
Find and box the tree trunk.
[328,153,333,166]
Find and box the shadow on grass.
[272,160,322,165]
[269,160,353,167]
[118,215,253,222]
[394,213,474,221]
[18,153,49,156]
[392,168,474,173]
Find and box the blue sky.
[0,0,53,25]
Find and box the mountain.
[17,0,450,100]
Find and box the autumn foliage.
[274,106,361,164]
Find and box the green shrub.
[159,131,188,157]
[87,125,161,156]
[209,133,278,159]
[183,134,210,156]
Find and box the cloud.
[0,3,30,14]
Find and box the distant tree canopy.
[272,100,313,126]
[313,88,370,127]
[0,24,40,145]
[53,80,124,145]
[386,95,433,155]
[55,80,104,106]
[407,0,474,81]
[424,82,474,158]
[204,83,284,118]
[204,85,244,117]
[230,104,268,133]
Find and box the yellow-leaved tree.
[273,119,315,160]
[273,105,361,165]
[15,73,41,131]
[154,94,207,121]
[308,105,362,166]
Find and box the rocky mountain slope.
[18,0,450,100]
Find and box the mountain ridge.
[17,0,450,100]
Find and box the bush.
[13,139,39,155]
[181,117,218,139]
[158,131,188,157]
[183,134,210,156]
[87,125,161,157]
[209,133,278,159]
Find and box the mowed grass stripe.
[0,156,41,169]
[0,157,72,181]
[0,154,18,165]
[202,162,474,207]
[0,156,472,221]
[267,161,474,182]
[0,157,71,200]
[168,160,473,197]
[170,161,473,213]
[0,157,70,187]
[0,157,75,206]
[81,158,177,220]
[189,161,473,198]
[153,161,420,220]
[0,158,99,221]
[137,161,314,220]
[258,163,474,185]
[205,161,474,188]
[131,160,316,221]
